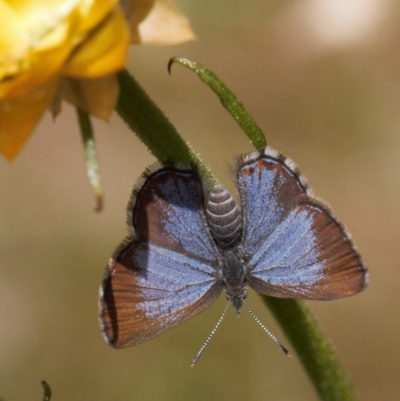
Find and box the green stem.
[263,297,358,401]
[77,108,103,211]
[116,70,218,188]
[115,68,359,401]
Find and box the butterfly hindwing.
[100,241,222,347]
[236,147,367,300]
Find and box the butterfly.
[99,146,367,352]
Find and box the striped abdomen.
[206,185,242,249]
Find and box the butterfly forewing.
[236,147,367,300]
[131,166,219,261]
[99,166,222,348]
[236,148,308,257]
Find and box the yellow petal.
[61,7,129,78]
[58,74,118,120]
[0,3,30,76]
[72,0,120,34]
[8,0,117,39]
[0,0,121,98]
[0,3,78,98]
[0,39,73,99]
[0,78,57,160]
[126,0,196,45]
[0,0,78,84]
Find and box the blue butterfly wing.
[100,241,222,347]
[236,147,367,300]
[131,166,219,261]
[99,166,222,347]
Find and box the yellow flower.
[0,0,195,160]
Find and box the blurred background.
[1,0,399,400]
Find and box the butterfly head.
[227,290,247,315]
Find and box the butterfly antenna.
[243,301,291,357]
[191,301,231,367]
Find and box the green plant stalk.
[264,297,358,401]
[77,108,103,211]
[116,70,218,188]
[116,68,358,401]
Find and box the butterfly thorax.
[220,249,247,315]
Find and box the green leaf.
[168,57,267,149]
[116,70,218,189]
